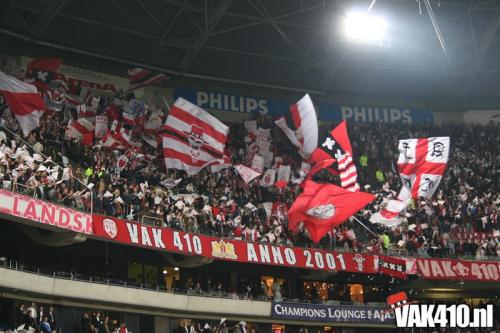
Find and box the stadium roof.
[2,0,500,99]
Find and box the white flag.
[251,154,264,174]
[260,169,276,187]
[235,164,261,184]
[277,164,291,183]
[94,115,108,139]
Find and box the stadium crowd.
[1,301,257,333]
[0,70,498,261]
[5,302,57,333]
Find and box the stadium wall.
[0,267,271,320]
[0,267,396,329]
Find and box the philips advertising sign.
[173,88,289,115]
[319,103,434,124]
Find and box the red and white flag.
[162,98,229,175]
[275,94,318,158]
[76,104,94,120]
[397,137,450,199]
[308,121,359,189]
[370,137,449,226]
[116,155,129,171]
[99,132,126,150]
[288,181,375,243]
[115,130,142,149]
[331,121,359,192]
[66,118,95,146]
[110,119,122,133]
[369,198,410,227]
[25,58,62,90]
[126,68,168,93]
[0,71,45,136]
[378,255,407,279]
[234,164,261,184]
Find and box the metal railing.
[0,259,394,307]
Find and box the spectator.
[118,322,128,333]
[91,312,102,333]
[15,304,25,328]
[48,306,56,332]
[81,312,91,333]
[40,316,52,333]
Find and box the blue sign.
[271,302,395,325]
[319,103,433,124]
[173,88,289,115]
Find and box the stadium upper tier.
[0,107,497,259]
[0,57,498,266]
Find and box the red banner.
[92,214,376,274]
[416,258,500,282]
[1,188,497,281]
[0,189,92,234]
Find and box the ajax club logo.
[103,218,118,239]
[386,292,494,328]
[185,125,206,162]
[211,240,238,260]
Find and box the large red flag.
[331,120,353,154]
[0,70,45,136]
[288,181,375,243]
[310,120,360,192]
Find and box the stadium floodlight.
[344,11,386,44]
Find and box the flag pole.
[161,96,171,113]
[352,216,379,238]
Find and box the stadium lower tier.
[0,220,499,333]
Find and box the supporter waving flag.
[275,94,318,158]
[162,98,229,175]
[288,181,375,243]
[370,137,450,227]
[0,70,45,136]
